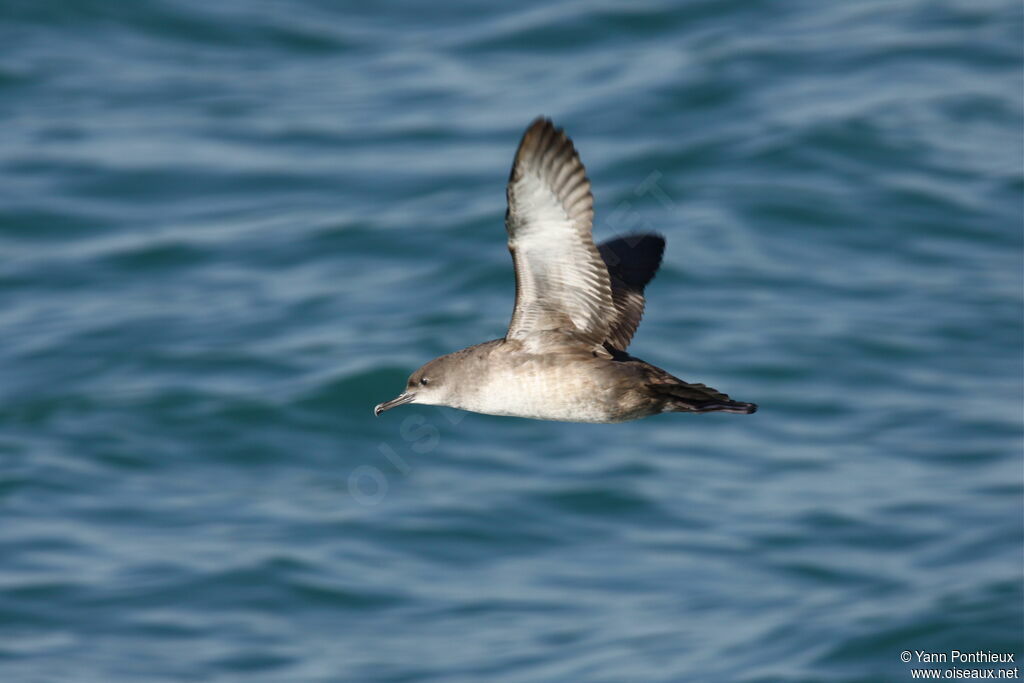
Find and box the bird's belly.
[460,363,628,423]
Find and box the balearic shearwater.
[374,118,757,423]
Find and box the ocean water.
[1,1,1022,681]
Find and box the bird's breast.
[454,356,638,423]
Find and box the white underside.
[451,361,617,423]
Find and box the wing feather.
[597,234,665,351]
[504,118,615,348]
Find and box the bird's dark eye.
[420,378,430,386]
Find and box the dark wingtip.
[511,116,576,184]
[519,116,557,151]
[598,234,666,289]
[526,115,552,132]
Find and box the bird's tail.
[648,382,758,415]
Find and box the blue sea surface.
[1,1,1022,681]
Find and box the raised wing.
[504,118,614,348]
[597,234,665,351]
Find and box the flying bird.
[374,118,756,423]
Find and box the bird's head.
[374,355,453,416]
